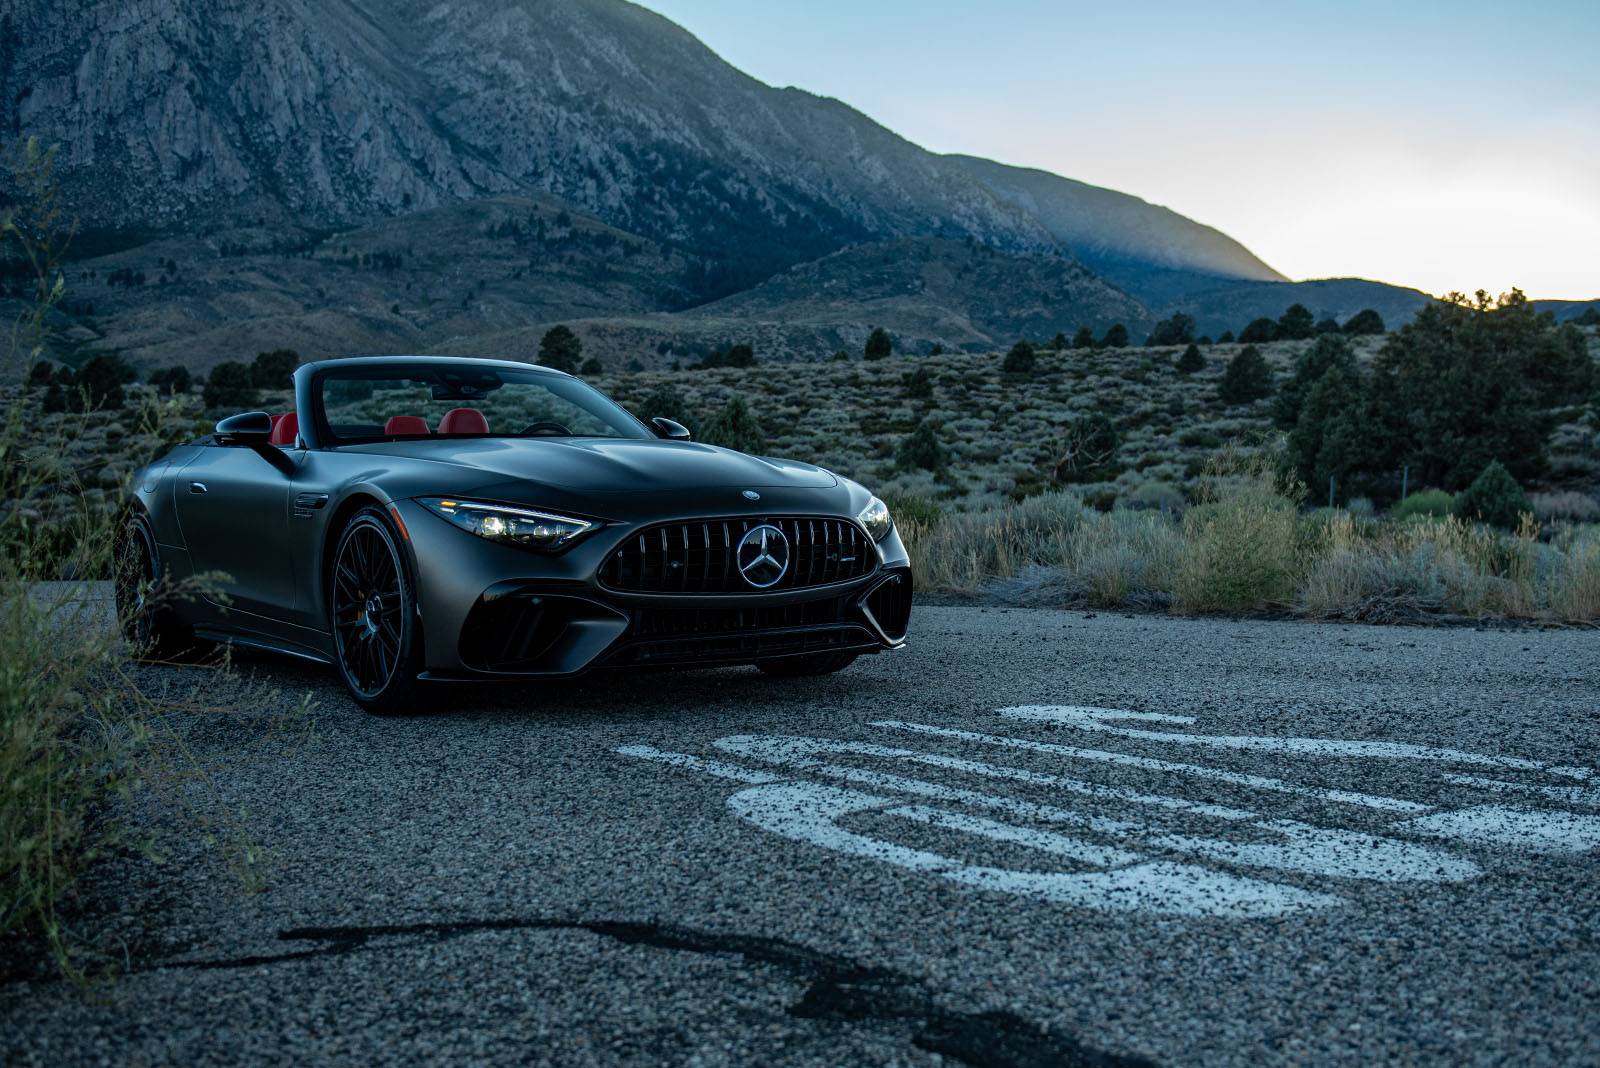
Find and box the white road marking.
[1400,804,1600,854]
[713,735,1480,883]
[872,719,1430,814]
[615,744,784,785]
[1000,706,1593,780]
[726,781,1341,918]
[616,705,1600,918]
[1442,775,1600,808]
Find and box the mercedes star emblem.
[736,524,790,588]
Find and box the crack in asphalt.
[158,917,1156,1068]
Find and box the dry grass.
[902,458,1600,624]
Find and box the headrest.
[438,408,490,434]
[269,412,299,446]
[384,415,431,436]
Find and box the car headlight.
[856,495,892,542]
[418,498,598,551]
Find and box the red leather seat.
[384,415,431,436]
[269,412,299,446]
[437,408,489,435]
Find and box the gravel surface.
[4,606,1598,1066]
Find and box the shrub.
[1452,460,1531,529]
[883,494,944,527]
[1147,313,1196,347]
[1002,340,1036,375]
[635,383,697,435]
[1238,318,1277,344]
[1530,491,1600,524]
[1175,344,1205,374]
[1174,450,1302,612]
[700,395,766,454]
[1049,413,1120,484]
[903,366,933,399]
[864,327,893,360]
[538,324,582,373]
[1217,345,1274,405]
[896,421,949,472]
[829,349,851,362]
[26,362,53,387]
[722,342,756,368]
[75,353,136,410]
[1343,308,1386,335]
[203,361,259,409]
[579,356,604,375]
[1120,480,1186,514]
[1216,330,1236,344]
[1099,323,1129,348]
[1390,489,1455,521]
[146,366,193,396]
[250,348,300,389]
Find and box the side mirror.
[214,411,295,476]
[651,416,692,441]
[214,411,273,445]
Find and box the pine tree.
[1276,303,1316,340]
[1175,343,1205,374]
[1238,318,1276,344]
[896,421,948,471]
[864,327,893,360]
[700,395,766,454]
[1147,313,1196,347]
[1342,308,1386,335]
[1275,333,1355,428]
[1287,364,1367,492]
[1453,460,1531,529]
[538,325,583,373]
[1002,340,1036,375]
[1071,326,1095,349]
[1100,323,1129,348]
[203,361,259,409]
[1218,345,1274,405]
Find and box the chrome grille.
[599,516,876,593]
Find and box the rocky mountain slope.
[4,0,1456,370]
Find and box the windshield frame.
[304,359,654,448]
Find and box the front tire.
[114,513,194,659]
[756,651,859,677]
[330,508,425,714]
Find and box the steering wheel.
[520,420,572,437]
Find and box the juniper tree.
[1217,345,1274,405]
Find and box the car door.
[172,442,299,619]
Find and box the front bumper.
[392,499,913,678]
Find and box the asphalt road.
[4,607,1599,1066]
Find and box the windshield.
[315,364,651,444]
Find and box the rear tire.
[756,651,859,677]
[330,507,426,715]
[114,514,194,659]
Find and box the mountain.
[1,0,1459,370]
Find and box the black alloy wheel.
[331,508,423,713]
[113,514,190,657]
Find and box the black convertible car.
[117,356,912,712]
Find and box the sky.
[636,0,1599,299]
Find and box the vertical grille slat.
[602,516,876,594]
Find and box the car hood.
[341,437,839,502]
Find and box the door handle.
[189,481,208,494]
